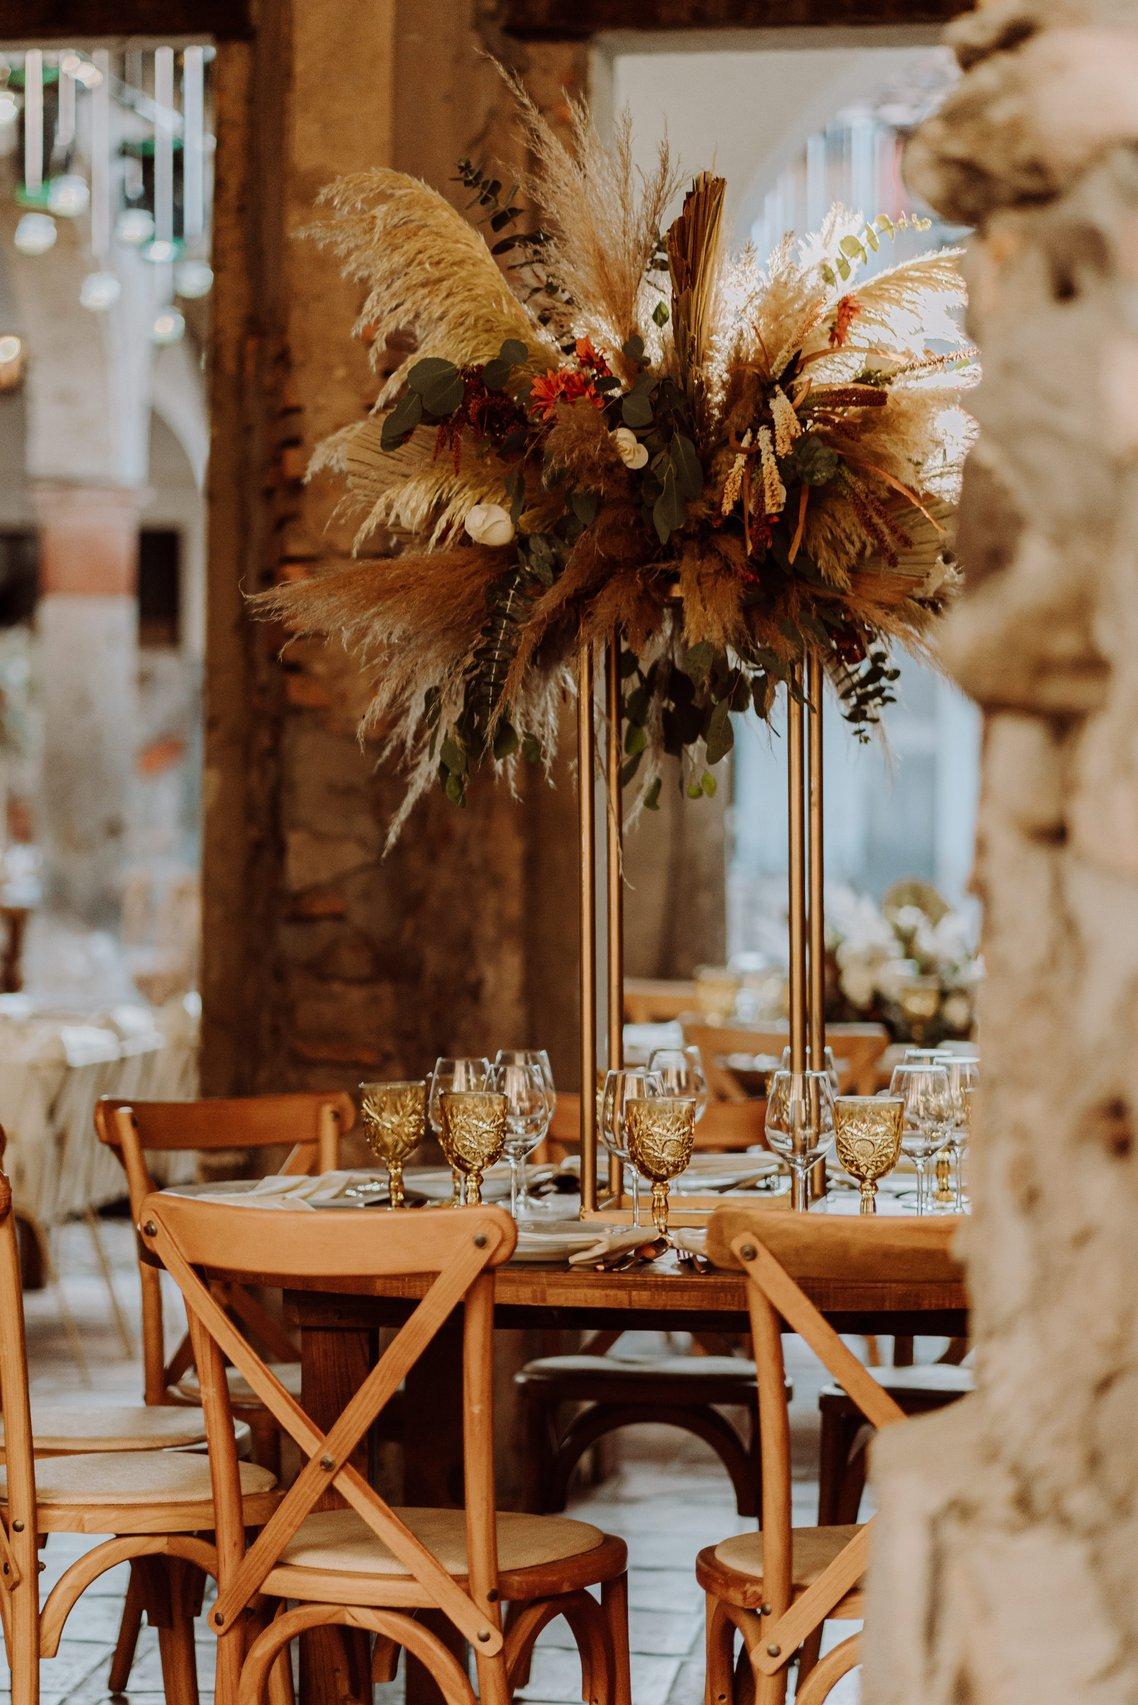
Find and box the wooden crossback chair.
[700,1209,964,1705]
[523,1093,772,1516]
[95,1093,353,1467]
[682,1023,890,1101]
[141,1193,633,1705]
[0,1168,280,1705]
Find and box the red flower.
[829,294,862,349]
[528,367,603,420]
[574,336,611,376]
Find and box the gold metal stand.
[577,629,828,1217]
[578,640,598,1215]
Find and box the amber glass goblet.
[834,1095,904,1214]
[438,1090,508,1205]
[359,1080,427,1208]
[625,1095,697,1238]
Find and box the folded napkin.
[568,1227,666,1268]
[178,1171,384,1210]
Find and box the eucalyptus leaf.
[622,376,655,429]
[670,433,703,499]
[652,463,684,544]
[407,357,457,393]
[421,370,465,417]
[440,734,467,776]
[644,776,662,811]
[681,641,714,684]
[624,721,648,757]
[380,390,423,450]
[704,698,735,765]
[492,721,518,760]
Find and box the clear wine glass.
[780,1044,840,1094]
[936,1052,979,1210]
[488,1059,548,1220]
[495,1049,556,1117]
[428,1056,490,1204]
[765,1069,835,1211]
[647,1046,709,1123]
[600,1068,662,1226]
[889,1061,952,1214]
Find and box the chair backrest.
[622,978,697,1024]
[141,1194,516,1690]
[544,1091,763,1158]
[0,1168,41,1612]
[683,1021,890,1096]
[96,1093,355,1403]
[707,1207,964,1681]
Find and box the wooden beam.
[0,0,251,39]
[502,0,968,37]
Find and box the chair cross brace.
[145,1216,508,1656]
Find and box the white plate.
[512,1221,602,1264]
[674,1152,781,1193]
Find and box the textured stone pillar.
[36,482,140,925]
[863,5,1138,1700]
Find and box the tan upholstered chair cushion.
[714,1524,863,1588]
[176,1361,302,1404]
[0,1450,275,1506]
[1,1404,210,1454]
[278,1506,608,1577]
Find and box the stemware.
[765,1069,835,1211]
[358,1080,427,1207]
[600,1068,662,1226]
[779,1044,841,1094]
[647,1046,709,1123]
[625,1096,697,1237]
[428,1056,490,1204]
[488,1058,549,1220]
[833,1095,904,1214]
[889,1061,952,1214]
[938,1052,979,1211]
[437,1090,508,1205]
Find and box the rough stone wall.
[864,4,1138,1699]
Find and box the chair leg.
[9,1574,40,1705]
[108,1561,146,1692]
[601,1572,632,1705]
[40,1234,89,1383]
[705,1598,735,1705]
[246,1410,283,1478]
[148,1561,201,1705]
[520,1385,561,1513]
[83,1206,135,1356]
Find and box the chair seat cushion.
[820,1364,973,1411]
[277,1505,608,1579]
[698,1525,864,1616]
[2,1404,210,1454]
[519,1354,757,1402]
[176,1361,303,1405]
[1,1450,275,1505]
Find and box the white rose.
[611,426,649,470]
[840,965,877,1012]
[464,502,515,547]
[942,992,972,1031]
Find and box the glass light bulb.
[151,306,185,346]
[174,258,213,299]
[72,61,103,89]
[0,335,22,365]
[13,212,56,256]
[46,173,89,218]
[0,90,20,124]
[143,236,178,266]
[79,270,121,311]
[116,207,154,246]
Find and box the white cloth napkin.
[178,1171,383,1210]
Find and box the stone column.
[35,482,141,926]
[864,5,1138,1700]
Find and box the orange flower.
[574,336,610,375]
[829,294,862,349]
[529,368,603,420]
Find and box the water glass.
[600,1068,662,1226]
[780,1044,841,1094]
[647,1046,709,1123]
[488,1059,548,1219]
[889,1061,952,1213]
[765,1069,835,1211]
[429,1056,490,1204]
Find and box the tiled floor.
[13,1216,860,1702]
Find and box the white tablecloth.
[0,997,199,1227]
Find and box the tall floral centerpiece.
[259,84,976,841]
[258,83,977,1211]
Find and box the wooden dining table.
[266,1215,968,1705]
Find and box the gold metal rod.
[605,629,625,1198]
[807,652,826,1069]
[787,672,808,1076]
[578,640,598,1216]
[807,653,827,1201]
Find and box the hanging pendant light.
[81,50,118,310]
[151,305,185,345]
[13,211,56,255]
